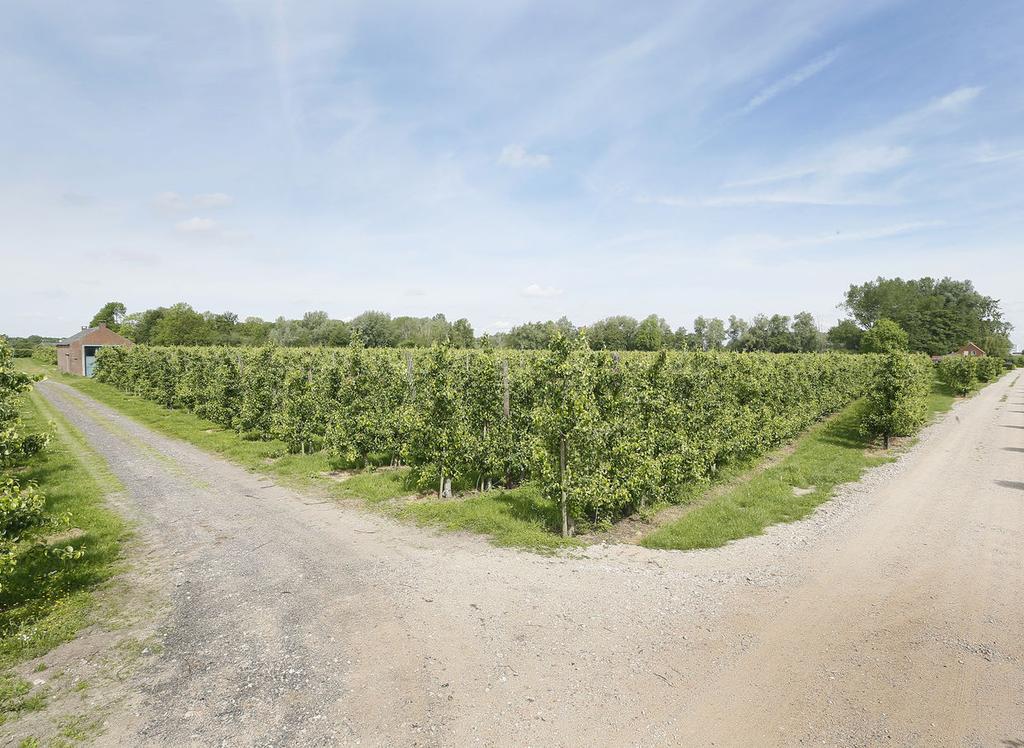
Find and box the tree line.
[28,275,1015,358]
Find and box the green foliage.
[936,355,977,396]
[530,334,605,535]
[0,341,42,467]
[859,318,909,353]
[0,479,47,579]
[843,276,1013,356]
[30,345,56,366]
[860,352,931,447]
[974,355,1005,383]
[0,339,68,592]
[94,341,885,533]
[826,319,864,351]
[408,342,471,496]
[89,301,126,331]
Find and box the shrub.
[975,356,1004,383]
[860,319,909,353]
[936,355,977,396]
[0,338,61,589]
[860,352,931,448]
[31,345,57,366]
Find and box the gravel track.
[24,373,1024,746]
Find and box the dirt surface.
[7,373,1023,746]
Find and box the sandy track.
[22,373,1024,746]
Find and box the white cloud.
[175,216,219,233]
[193,192,233,208]
[155,191,233,212]
[743,48,840,114]
[933,86,983,113]
[154,191,187,212]
[498,144,551,169]
[972,144,1024,165]
[522,283,563,298]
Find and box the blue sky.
[2,0,1022,345]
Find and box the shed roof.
[56,324,131,346]
[56,327,98,346]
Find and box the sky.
[2,0,1022,346]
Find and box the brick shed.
[56,323,133,376]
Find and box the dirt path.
[15,374,1024,746]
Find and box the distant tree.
[89,301,126,331]
[826,319,864,351]
[842,276,1012,356]
[791,311,824,352]
[449,318,475,347]
[692,316,726,351]
[860,319,909,353]
[505,317,576,350]
[634,314,670,351]
[350,311,398,348]
[725,316,749,351]
[121,307,166,343]
[741,314,797,352]
[233,317,269,345]
[587,316,638,351]
[206,311,239,344]
[151,303,212,345]
[669,326,689,350]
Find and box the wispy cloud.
[522,283,563,298]
[972,143,1024,165]
[742,48,841,114]
[722,221,943,252]
[175,216,219,233]
[155,191,234,212]
[499,144,551,169]
[194,192,233,208]
[154,191,188,212]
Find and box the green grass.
[396,483,581,551]
[0,673,47,727]
[641,378,967,551]
[0,387,129,670]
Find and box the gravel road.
[24,372,1024,746]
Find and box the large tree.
[89,301,126,331]
[842,277,1012,357]
[826,319,864,351]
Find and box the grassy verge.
[641,378,965,551]
[1,384,128,726]
[1,389,128,669]
[396,484,580,551]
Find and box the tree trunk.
[883,433,890,449]
[442,477,452,498]
[560,435,570,537]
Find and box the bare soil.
[5,373,1022,747]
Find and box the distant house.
[930,341,986,363]
[56,324,133,376]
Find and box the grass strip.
[641,378,966,550]
[0,388,129,672]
